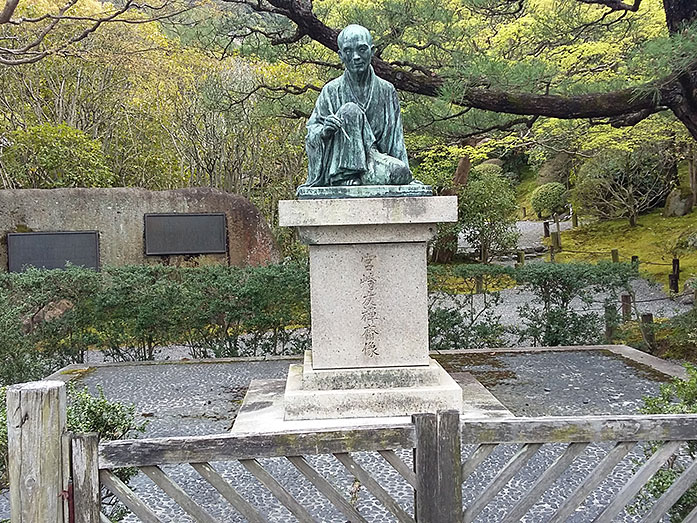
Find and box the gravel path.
[459,219,573,254]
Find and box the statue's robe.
[303,67,411,187]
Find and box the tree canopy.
[214,0,697,140]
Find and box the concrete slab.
[301,351,442,390]
[278,196,458,227]
[231,370,511,434]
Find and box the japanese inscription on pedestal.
[360,253,379,357]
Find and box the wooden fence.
[9,380,697,522]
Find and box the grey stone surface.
[309,241,429,369]
[0,187,279,270]
[300,351,442,389]
[297,184,432,199]
[279,195,458,227]
[283,359,463,420]
[299,223,437,244]
[663,188,694,217]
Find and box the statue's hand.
[320,115,343,140]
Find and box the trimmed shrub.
[530,182,568,218]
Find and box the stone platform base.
[230,372,511,435]
[285,357,462,420]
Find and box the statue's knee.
[337,102,362,118]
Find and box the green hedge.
[0,263,310,385]
[0,261,640,387]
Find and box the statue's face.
[338,29,374,75]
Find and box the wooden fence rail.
[9,380,697,522]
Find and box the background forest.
[1,0,697,257]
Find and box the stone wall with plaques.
[0,187,279,271]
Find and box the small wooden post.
[516,251,525,266]
[571,213,578,228]
[631,255,639,266]
[551,231,562,252]
[673,258,680,275]
[71,433,101,523]
[414,411,462,523]
[669,273,679,294]
[621,294,632,322]
[641,313,655,349]
[8,381,68,523]
[436,410,462,522]
[611,249,620,263]
[414,413,437,522]
[543,221,550,238]
[604,304,616,343]
[521,206,526,218]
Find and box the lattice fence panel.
[97,450,416,522]
[460,438,697,522]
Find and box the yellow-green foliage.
[517,167,538,220]
[554,210,697,289]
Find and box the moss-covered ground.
[516,166,538,220]
[552,210,697,289]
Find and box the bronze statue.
[302,25,414,188]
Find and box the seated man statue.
[302,24,414,187]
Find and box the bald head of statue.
[337,24,375,76]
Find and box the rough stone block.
[301,351,442,390]
[284,363,463,420]
[278,196,458,227]
[310,241,429,369]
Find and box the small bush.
[428,264,513,350]
[530,182,568,218]
[514,261,637,346]
[470,163,503,180]
[1,123,115,188]
[635,365,697,520]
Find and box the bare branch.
[576,0,641,12]
[0,0,19,24]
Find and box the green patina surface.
[297,184,432,199]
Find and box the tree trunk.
[689,143,697,204]
[430,156,470,263]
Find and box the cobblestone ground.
[1,350,677,522]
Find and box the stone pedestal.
[273,195,463,420]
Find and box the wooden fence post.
[621,294,632,322]
[551,231,562,252]
[631,255,639,266]
[669,273,679,294]
[8,380,68,523]
[71,433,101,523]
[571,213,578,228]
[516,251,525,267]
[414,410,463,522]
[641,313,655,350]
[611,249,619,263]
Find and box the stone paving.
[1,349,679,522]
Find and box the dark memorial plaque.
[8,231,100,272]
[144,213,227,256]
